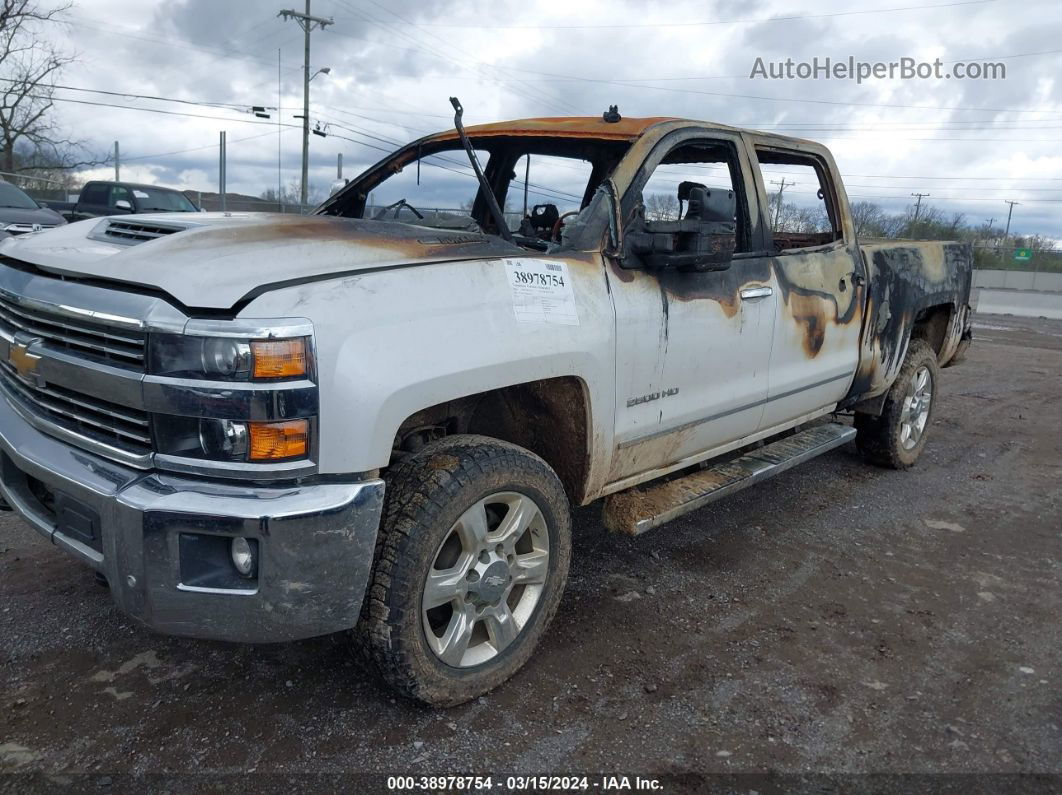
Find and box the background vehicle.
[43,180,200,221]
[0,112,971,706]
[0,181,66,239]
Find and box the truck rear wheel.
[360,435,572,706]
[855,338,940,469]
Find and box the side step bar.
[602,422,857,535]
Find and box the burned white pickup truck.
[0,103,971,705]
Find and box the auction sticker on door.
[503,258,580,326]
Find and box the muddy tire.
[855,339,940,469]
[359,435,572,707]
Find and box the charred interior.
[318,134,631,252]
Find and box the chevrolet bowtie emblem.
[9,340,42,379]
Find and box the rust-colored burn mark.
[787,292,828,357]
[602,462,741,534]
[654,256,773,317]
[153,215,524,262]
[427,116,682,143]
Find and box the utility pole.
[911,191,929,223]
[278,48,283,211]
[769,178,792,229]
[279,2,333,210]
[219,131,227,212]
[337,152,342,181]
[1003,200,1019,244]
[113,141,120,181]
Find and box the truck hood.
[0,211,521,309]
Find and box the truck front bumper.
[0,394,384,643]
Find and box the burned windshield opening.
[319,136,630,250]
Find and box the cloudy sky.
[33,0,1062,236]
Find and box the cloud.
[23,0,1062,236]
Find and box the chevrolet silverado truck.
[0,105,972,706]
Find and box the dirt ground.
[1,313,1060,790]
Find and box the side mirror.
[628,229,734,271]
[625,220,736,272]
[622,186,737,272]
[114,199,133,212]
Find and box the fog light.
[248,419,309,460]
[230,537,255,577]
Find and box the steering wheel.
[551,211,581,242]
[374,199,424,221]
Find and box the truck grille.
[0,359,152,455]
[0,291,145,368]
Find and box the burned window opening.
[755,148,844,252]
[318,136,630,253]
[621,138,750,271]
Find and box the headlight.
[149,335,308,381]
[198,418,249,459]
[156,417,310,462]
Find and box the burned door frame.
[744,139,868,430]
[603,127,780,488]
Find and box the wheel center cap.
[476,560,510,603]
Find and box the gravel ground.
[1,313,1060,790]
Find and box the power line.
[34,87,1062,185]
[29,78,1062,135]
[37,94,287,126]
[0,77,262,112]
[123,129,294,163]
[18,83,1059,198]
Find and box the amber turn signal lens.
[251,338,307,379]
[248,420,309,460]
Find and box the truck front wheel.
[360,435,572,706]
[855,338,940,469]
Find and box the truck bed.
[847,239,973,404]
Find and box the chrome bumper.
[0,393,384,643]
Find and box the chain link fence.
[972,244,1062,274]
[0,171,71,202]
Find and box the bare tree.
[645,192,679,221]
[773,201,828,234]
[0,0,97,174]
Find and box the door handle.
[740,286,773,301]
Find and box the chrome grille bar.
[0,292,145,366]
[0,361,151,451]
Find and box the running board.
[602,422,857,536]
